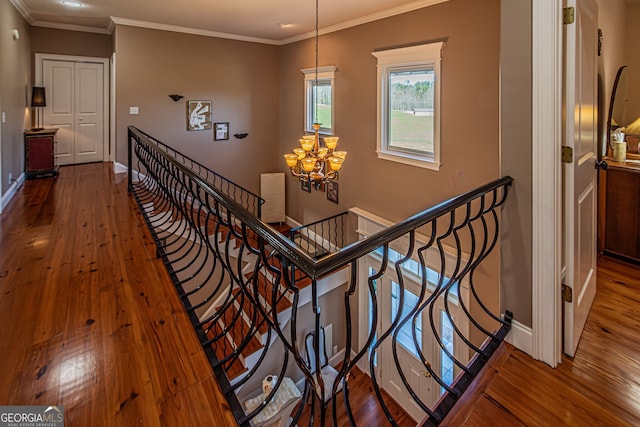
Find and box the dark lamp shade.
[31,87,46,107]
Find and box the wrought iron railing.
[290,211,349,259]
[127,126,264,217]
[128,126,513,427]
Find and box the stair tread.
[205,299,264,356]
[223,301,264,356]
[245,271,293,312]
[204,317,249,380]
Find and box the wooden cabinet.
[603,161,640,262]
[25,129,58,179]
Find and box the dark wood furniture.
[24,128,58,178]
[601,159,640,262]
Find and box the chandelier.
[283,0,346,188]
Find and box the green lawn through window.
[389,110,434,154]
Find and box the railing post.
[127,127,133,193]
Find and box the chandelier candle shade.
[283,0,346,188]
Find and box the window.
[440,310,455,394]
[372,245,459,298]
[302,66,337,134]
[372,42,443,170]
[391,281,422,358]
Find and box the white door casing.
[43,60,104,165]
[36,54,110,165]
[563,0,598,357]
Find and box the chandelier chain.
[314,0,319,124]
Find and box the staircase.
[128,126,515,427]
[132,176,346,387]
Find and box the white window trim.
[301,66,337,135]
[372,42,443,171]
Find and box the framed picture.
[326,181,338,203]
[214,122,229,141]
[301,179,311,193]
[187,100,212,131]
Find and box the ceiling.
[10,0,448,44]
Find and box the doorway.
[562,0,599,357]
[363,251,468,423]
[35,54,110,166]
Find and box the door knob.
[420,370,432,378]
[595,160,608,170]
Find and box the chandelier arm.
[288,168,310,181]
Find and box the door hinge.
[562,284,573,303]
[563,7,575,25]
[562,146,573,163]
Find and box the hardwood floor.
[0,164,236,426]
[3,163,640,426]
[442,256,640,426]
[0,163,411,426]
[294,366,415,427]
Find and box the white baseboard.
[328,347,347,367]
[285,216,302,228]
[114,162,127,174]
[0,173,26,213]
[506,319,533,356]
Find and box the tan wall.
[500,0,532,327]
[624,5,640,127]
[279,0,500,226]
[114,25,280,194]
[597,0,627,146]
[30,27,112,59]
[279,0,502,332]
[0,1,31,198]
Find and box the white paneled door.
[563,0,598,357]
[43,60,104,165]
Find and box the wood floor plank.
[0,164,236,426]
[442,255,640,426]
[453,396,526,427]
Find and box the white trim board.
[0,173,26,214]
[32,21,112,35]
[506,320,533,356]
[114,162,127,175]
[531,0,563,367]
[110,53,116,163]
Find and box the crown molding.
[9,0,34,24]
[10,0,450,44]
[32,21,112,34]
[280,0,450,44]
[109,17,280,45]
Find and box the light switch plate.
[1,112,5,123]
[129,107,139,115]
